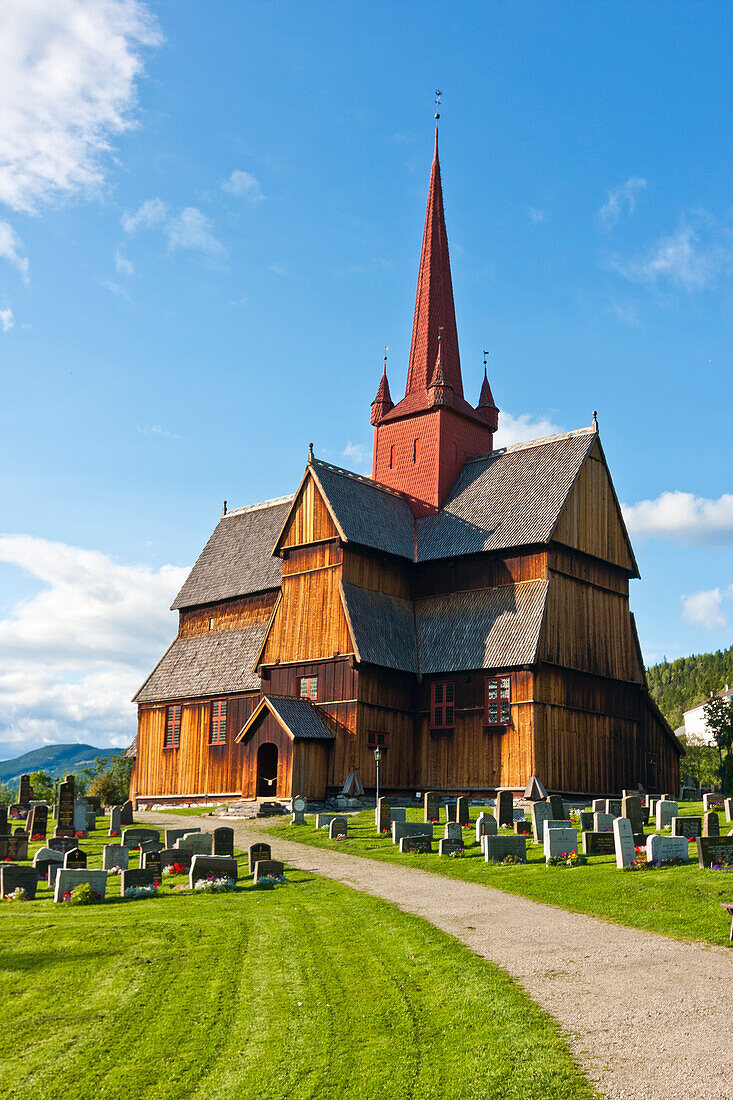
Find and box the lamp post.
[374,747,382,805]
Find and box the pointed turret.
[427,330,453,407]
[370,363,394,425]
[477,367,499,431]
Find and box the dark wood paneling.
[414,550,546,598]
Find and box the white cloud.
[222,170,265,205]
[99,277,131,301]
[342,441,371,473]
[0,534,188,753]
[622,491,733,544]
[528,207,546,224]
[599,177,647,225]
[0,219,30,280]
[0,0,162,215]
[607,298,641,327]
[681,586,733,630]
[0,307,13,332]
[121,196,167,234]
[611,220,733,291]
[136,423,179,440]
[113,247,134,275]
[494,411,564,450]
[166,207,225,257]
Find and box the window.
[367,731,390,750]
[389,445,395,469]
[430,681,455,729]
[208,617,214,631]
[485,675,511,725]
[210,699,227,744]
[164,704,181,748]
[299,676,318,700]
[413,438,419,464]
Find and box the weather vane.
[434,89,442,120]
[483,349,489,369]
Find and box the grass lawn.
[0,817,597,1100]
[270,801,733,948]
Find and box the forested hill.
[647,644,733,731]
[0,743,124,784]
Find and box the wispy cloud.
[622,491,733,544]
[121,197,168,234]
[222,170,265,205]
[166,206,225,256]
[0,219,29,281]
[611,218,733,291]
[0,307,13,333]
[0,0,162,215]
[607,298,641,327]
[599,177,647,226]
[99,278,131,302]
[681,585,733,630]
[114,247,135,276]
[528,207,546,224]
[342,441,371,473]
[494,411,564,449]
[136,423,180,440]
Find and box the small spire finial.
[383,345,389,373]
[592,410,598,433]
[308,442,314,462]
[434,89,442,120]
[222,500,227,517]
[483,349,489,376]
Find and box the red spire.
[404,129,463,400]
[427,330,453,406]
[477,366,499,430]
[370,362,394,425]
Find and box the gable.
[552,439,638,575]
[277,471,339,549]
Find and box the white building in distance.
[683,684,733,745]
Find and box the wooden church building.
[130,131,681,805]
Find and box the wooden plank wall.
[533,701,639,794]
[414,551,546,598]
[239,710,293,799]
[357,667,416,790]
[342,546,411,598]
[179,591,277,637]
[547,546,629,596]
[553,443,635,571]
[279,473,337,547]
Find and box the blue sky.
[1,0,731,756]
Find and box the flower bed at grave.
[447,848,466,858]
[253,874,285,889]
[546,850,586,868]
[74,830,87,839]
[622,850,689,872]
[124,884,159,900]
[194,875,237,893]
[9,810,27,820]
[710,858,733,872]
[109,830,120,837]
[500,854,523,865]
[107,866,125,875]
[162,863,188,876]
[31,833,44,841]
[5,888,28,901]
[62,883,104,905]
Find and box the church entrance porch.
[257,742,279,797]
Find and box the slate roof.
[310,462,415,561]
[340,578,548,675]
[237,695,336,742]
[417,429,596,561]
[133,625,267,703]
[171,497,293,611]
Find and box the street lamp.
[374,746,382,804]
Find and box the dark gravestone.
[672,816,701,839]
[0,804,6,833]
[18,774,32,807]
[120,801,134,826]
[190,855,238,885]
[329,816,348,839]
[424,792,440,823]
[0,864,38,899]
[109,806,122,835]
[438,838,463,856]
[253,859,284,883]
[399,834,432,854]
[248,842,272,875]
[514,819,532,836]
[621,794,643,833]
[54,827,76,839]
[64,848,87,869]
[35,857,63,885]
[212,827,234,856]
[122,828,160,849]
[455,796,470,826]
[57,776,75,833]
[0,835,29,861]
[496,789,514,828]
[696,836,733,869]
[606,799,622,817]
[27,804,48,839]
[548,794,565,820]
[165,827,200,848]
[581,831,616,856]
[376,797,391,834]
[445,801,457,823]
[703,812,720,838]
[578,811,593,831]
[121,868,155,895]
[85,796,102,814]
[142,850,162,878]
[484,836,527,863]
[48,835,78,854]
[159,848,193,873]
[13,827,27,836]
[85,807,97,833]
[138,840,165,867]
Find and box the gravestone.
[496,789,514,828]
[33,846,64,870]
[165,827,200,847]
[138,839,165,866]
[176,832,213,855]
[102,843,129,871]
[655,800,678,830]
[14,826,28,836]
[605,799,622,817]
[120,801,134,825]
[291,795,307,825]
[54,869,107,903]
[190,854,238,886]
[695,835,733,869]
[646,834,689,864]
[514,819,532,836]
[0,803,6,834]
[581,831,616,855]
[594,812,615,832]
[548,794,565,820]
[86,795,102,814]
[0,834,29,861]
[399,834,432,854]
[64,848,87,869]
[576,811,592,831]
[475,812,497,841]
[444,821,463,842]
[671,816,701,839]
[390,807,407,824]
[424,791,440,823]
[108,806,122,835]
[213,827,234,856]
[0,864,38,899]
[54,827,76,839]
[591,799,605,814]
[160,848,193,873]
[27,804,48,839]
[329,817,348,839]
[248,842,272,875]
[445,802,457,823]
[680,787,697,802]
[121,868,156,895]
[57,775,75,833]
[455,796,470,825]
[392,821,434,846]
[439,838,463,856]
[724,797,732,823]
[621,794,643,833]
[484,835,527,863]
[543,819,572,840]
[376,797,391,834]
[48,835,77,854]
[703,812,720,838]
[73,801,88,834]
[613,817,636,868]
[703,793,724,813]
[253,859,285,883]
[85,807,97,832]
[122,828,160,849]
[523,776,547,801]
[315,814,336,830]
[18,774,32,807]
[544,826,577,861]
[142,850,162,878]
[531,801,552,844]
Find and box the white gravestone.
[655,800,678,830]
[475,813,497,842]
[54,869,107,903]
[72,800,88,833]
[544,826,577,861]
[646,834,689,864]
[542,820,570,840]
[612,817,636,868]
[593,812,615,832]
[531,801,552,843]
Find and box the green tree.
[84,755,133,806]
[676,733,719,788]
[703,695,733,793]
[28,771,55,802]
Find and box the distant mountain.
[647,644,733,730]
[0,743,125,784]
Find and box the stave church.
[130,129,681,806]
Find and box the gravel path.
[141,812,733,1100]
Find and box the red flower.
[74,831,86,839]
[32,833,43,841]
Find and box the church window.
[431,681,455,729]
[210,699,227,744]
[208,617,214,630]
[485,676,511,725]
[389,445,395,469]
[413,438,419,464]
[299,676,318,700]
[367,730,390,750]
[164,704,181,748]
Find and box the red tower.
[371,130,499,515]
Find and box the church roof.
[309,461,415,560]
[171,497,292,610]
[340,581,419,672]
[132,624,266,702]
[236,695,336,742]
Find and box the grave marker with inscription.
[548,794,565,820]
[445,802,457,823]
[646,834,689,864]
[702,812,720,838]
[291,795,307,825]
[475,812,497,841]
[438,838,463,856]
[514,819,532,836]
[121,868,156,895]
[0,864,38,898]
[123,828,161,849]
[455,796,470,825]
[27,804,48,839]
[48,835,77,854]
[613,817,637,868]
[253,859,284,883]
[605,799,622,817]
[594,812,615,832]
[695,835,733,868]
[64,848,87,869]
[672,817,701,839]
[444,822,463,842]
[0,834,29,861]
[496,789,514,827]
[54,869,107,903]
[57,775,75,833]
[120,801,134,825]
[376,797,391,834]
[159,848,193,873]
[531,802,552,843]
[390,807,407,824]
[544,826,577,861]
[142,849,163,877]
[248,842,272,875]
[484,835,527,863]
[581,831,616,855]
[213,827,234,855]
[399,834,432,854]
[655,800,678,830]
[102,844,129,871]
[392,821,434,846]
[18,774,32,807]
[190,854,238,885]
[315,814,336,830]
[424,791,440,822]
[109,806,122,835]
[329,816,348,839]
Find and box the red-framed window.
[367,731,390,750]
[430,681,455,729]
[299,676,318,700]
[210,699,227,744]
[485,675,511,725]
[164,704,181,748]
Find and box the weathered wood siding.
[239,709,293,799]
[179,592,277,636]
[553,442,636,572]
[414,551,546,598]
[279,472,338,548]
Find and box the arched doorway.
[257,742,279,797]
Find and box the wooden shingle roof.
[132,624,266,703]
[309,462,415,560]
[236,695,336,742]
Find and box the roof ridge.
[223,494,294,518]
[311,458,416,504]
[463,425,595,464]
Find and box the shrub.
[64,882,104,905]
[6,888,27,901]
